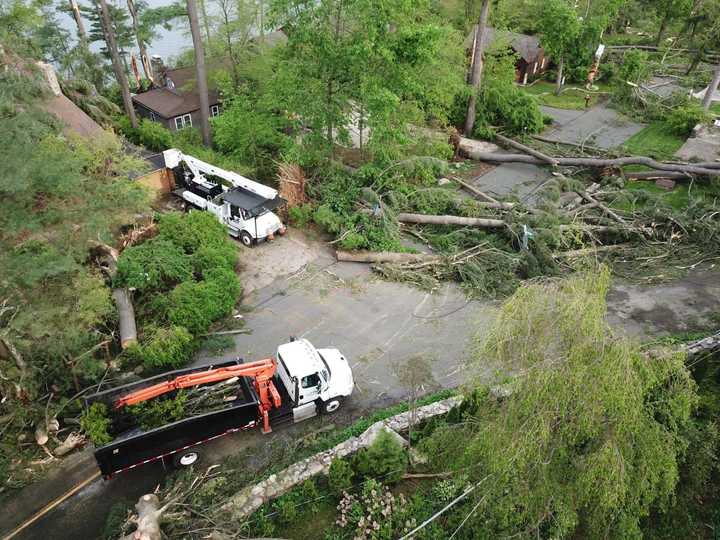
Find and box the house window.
[150,111,157,122]
[174,114,192,130]
[211,104,220,117]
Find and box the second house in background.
[132,58,223,132]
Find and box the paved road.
[541,104,645,149]
[3,234,720,540]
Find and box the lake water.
[56,0,195,64]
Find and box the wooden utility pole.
[126,0,152,81]
[97,0,137,128]
[464,0,491,135]
[702,61,720,110]
[187,0,212,146]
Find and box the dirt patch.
[238,228,333,296]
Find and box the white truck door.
[297,372,321,405]
[276,354,297,404]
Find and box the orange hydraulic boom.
[113,358,283,433]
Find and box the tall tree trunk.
[655,13,668,46]
[702,62,720,110]
[187,0,212,146]
[199,0,211,43]
[127,0,152,81]
[69,0,88,43]
[555,55,565,95]
[463,0,491,135]
[220,1,240,90]
[97,0,137,128]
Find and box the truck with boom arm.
[85,339,353,478]
[163,148,286,247]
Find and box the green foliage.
[353,429,408,483]
[424,269,698,538]
[288,204,315,227]
[127,325,195,371]
[466,45,545,136]
[102,501,132,540]
[666,102,711,135]
[128,390,188,430]
[116,238,192,291]
[328,458,355,494]
[117,117,174,152]
[613,49,652,104]
[81,403,113,447]
[157,211,231,255]
[167,268,242,335]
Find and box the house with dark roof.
[466,27,550,84]
[132,62,224,131]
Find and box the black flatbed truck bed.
[86,359,263,478]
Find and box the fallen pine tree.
[396,212,506,228]
[459,150,720,177]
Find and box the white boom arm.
[163,148,278,200]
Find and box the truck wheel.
[322,397,343,414]
[173,450,200,468]
[239,231,254,248]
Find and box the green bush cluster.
[353,429,408,483]
[328,457,355,494]
[666,102,711,136]
[117,212,241,371]
[80,402,113,446]
[115,238,192,291]
[126,326,194,371]
[117,117,173,152]
[474,82,545,137]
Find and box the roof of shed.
[132,87,221,118]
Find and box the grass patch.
[618,181,719,212]
[522,80,611,110]
[622,122,686,161]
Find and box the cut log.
[337,251,441,264]
[495,133,559,166]
[686,331,720,359]
[120,494,163,540]
[579,191,626,224]
[94,243,137,349]
[397,213,506,228]
[53,432,85,457]
[453,178,515,209]
[461,150,720,176]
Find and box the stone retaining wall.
[220,396,462,520]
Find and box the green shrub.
[102,501,132,540]
[474,83,545,137]
[313,205,345,234]
[157,211,231,254]
[353,429,407,483]
[191,244,238,274]
[127,325,195,370]
[666,103,711,136]
[128,390,188,430]
[288,204,315,227]
[117,118,173,152]
[167,269,241,335]
[328,458,355,494]
[81,402,113,446]
[115,238,192,291]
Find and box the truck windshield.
[317,352,332,378]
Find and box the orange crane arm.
[113,359,280,409]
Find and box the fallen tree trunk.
[686,331,720,359]
[530,134,608,155]
[397,213,506,228]
[95,243,137,349]
[120,494,163,540]
[461,150,720,176]
[554,243,632,258]
[453,178,515,209]
[336,250,441,264]
[496,133,559,166]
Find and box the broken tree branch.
[462,151,720,176]
[336,251,442,264]
[496,133,559,166]
[397,213,506,228]
[579,191,626,224]
[452,178,515,209]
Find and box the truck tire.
[239,231,254,248]
[173,449,201,468]
[321,397,344,414]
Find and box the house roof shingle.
[466,27,545,64]
[132,87,221,118]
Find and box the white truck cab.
[275,338,354,419]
